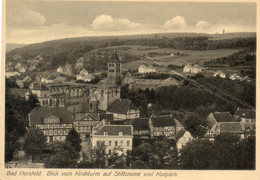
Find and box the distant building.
[6,72,21,78]
[53,76,67,83]
[15,63,22,69]
[92,120,133,154]
[106,99,140,120]
[76,70,95,82]
[8,88,30,100]
[213,70,226,78]
[16,80,24,88]
[124,118,150,138]
[28,107,73,143]
[229,73,242,81]
[57,66,63,73]
[31,83,50,106]
[138,65,156,74]
[206,112,234,129]
[210,122,244,138]
[23,76,32,83]
[183,64,202,74]
[149,115,176,138]
[19,67,26,73]
[234,109,255,123]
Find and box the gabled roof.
[211,112,234,122]
[74,112,100,121]
[29,107,73,125]
[150,115,176,127]
[109,51,122,62]
[124,118,150,131]
[107,99,139,114]
[234,109,255,120]
[218,122,243,133]
[32,83,49,91]
[94,125,132,136]
[194,125,208,138]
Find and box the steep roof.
[218,122,243,133]
[150,115,176,127]
[74,112,100,121]
[32,83,49,91]
[194,125,208,138]
[124,118,150,131]
[107,99,139,114]
[160,77,181,86]
[29,107,73,125]
[94,125,132,136]
[211,112,234,122]
[234,109,255,120]
[109,51,122,62]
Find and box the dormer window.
[104,131,108,136]
[119,131,123,136]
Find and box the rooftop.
[150,115,176,127]
[107,99,139,114]
[94,125,132,136]
[29,107,73,125]
[234,109,255,120]
[124,118,150,131]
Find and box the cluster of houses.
[213,70,251,82]
[7,51,256,156]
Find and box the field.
[101,45,242,70]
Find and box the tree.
[23,128,47,162]
[27,94,39,109]
[44,142,80,168]
[66,128,82,152]
[179,139,214,169]
[91,141,107,168]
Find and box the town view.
[4,1,256,170]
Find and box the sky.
[6,1,256,44]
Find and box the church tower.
[107,51,122,85]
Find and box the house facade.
[149,115,176,138]
[138,65,156,74]
[177,131,193,150]
[28,107,73,143]
[73,112,100,138]
[92,120,133,154]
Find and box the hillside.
[6,43,27,52]
[6,32,256,73]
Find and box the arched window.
[101,90,104,97]
[104,131,108,136]
[90,103,93,110]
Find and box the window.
[101,90,104,97]
[120,141,123,146]
[115,141,118,146]
[119,131,123,136]
[111,90,114,97]
[115,89,118,96]
[127,141,130,146]
[109,141,111,146]
[104,131,108,136]
[108,150,111,154]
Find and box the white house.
[138,65,156,74]
[92,120,133,154]
[57,66,63,73]
[229,73,242,81]
[177,131,193,150]
[214,70,226,78]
